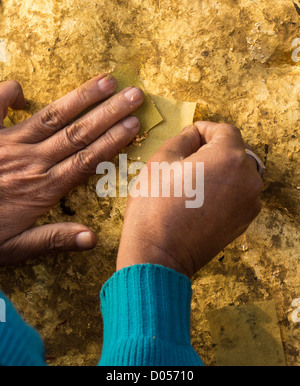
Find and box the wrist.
[117,236,193,278]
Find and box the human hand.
[117,122,263,278]
[0,77,144,265]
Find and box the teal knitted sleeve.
[0,292,45,366]
[0,264,203,366]
[99,264,204,366]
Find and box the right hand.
[117,122,263,278]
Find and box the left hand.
[0,76,144,265]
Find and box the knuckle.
[65,122,91,149]
[227,124,241,136]
[220,123,243,142]
[219,123,241,135]
[102,99,119,116]
[101,129,119,149]
[76,85,90,105]
[48,229,64,250]
[7,79,22,91]
[74,149,97,174]
[39,104,64,131]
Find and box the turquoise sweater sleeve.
[0,292,45,366]
[0,264,203,366]
[99,264,203,366]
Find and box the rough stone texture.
[0,0,299,366]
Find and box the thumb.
[150,125,202,163]
[0,80,26,125]
[0,223,97,265]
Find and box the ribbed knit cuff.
[0,292,45,366]
[99,264,203,366]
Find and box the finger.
[0,223,97,265]
[194,121,245,149]
[14,74,118,143]
[48,116,140,195]
[37,87,144,166]
[0,80,26,125]
[150,125,202,163]
[189,123,261,178]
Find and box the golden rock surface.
[0,0,299,365]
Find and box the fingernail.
[98,75,116,93]
[76,232,95,249]
[123,116,140,131]
[124,87,144,103]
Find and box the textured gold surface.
[0,0,299,366]
[208,301,286,366]
[127,94,197,161]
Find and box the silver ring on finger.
[245,149,266,177]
